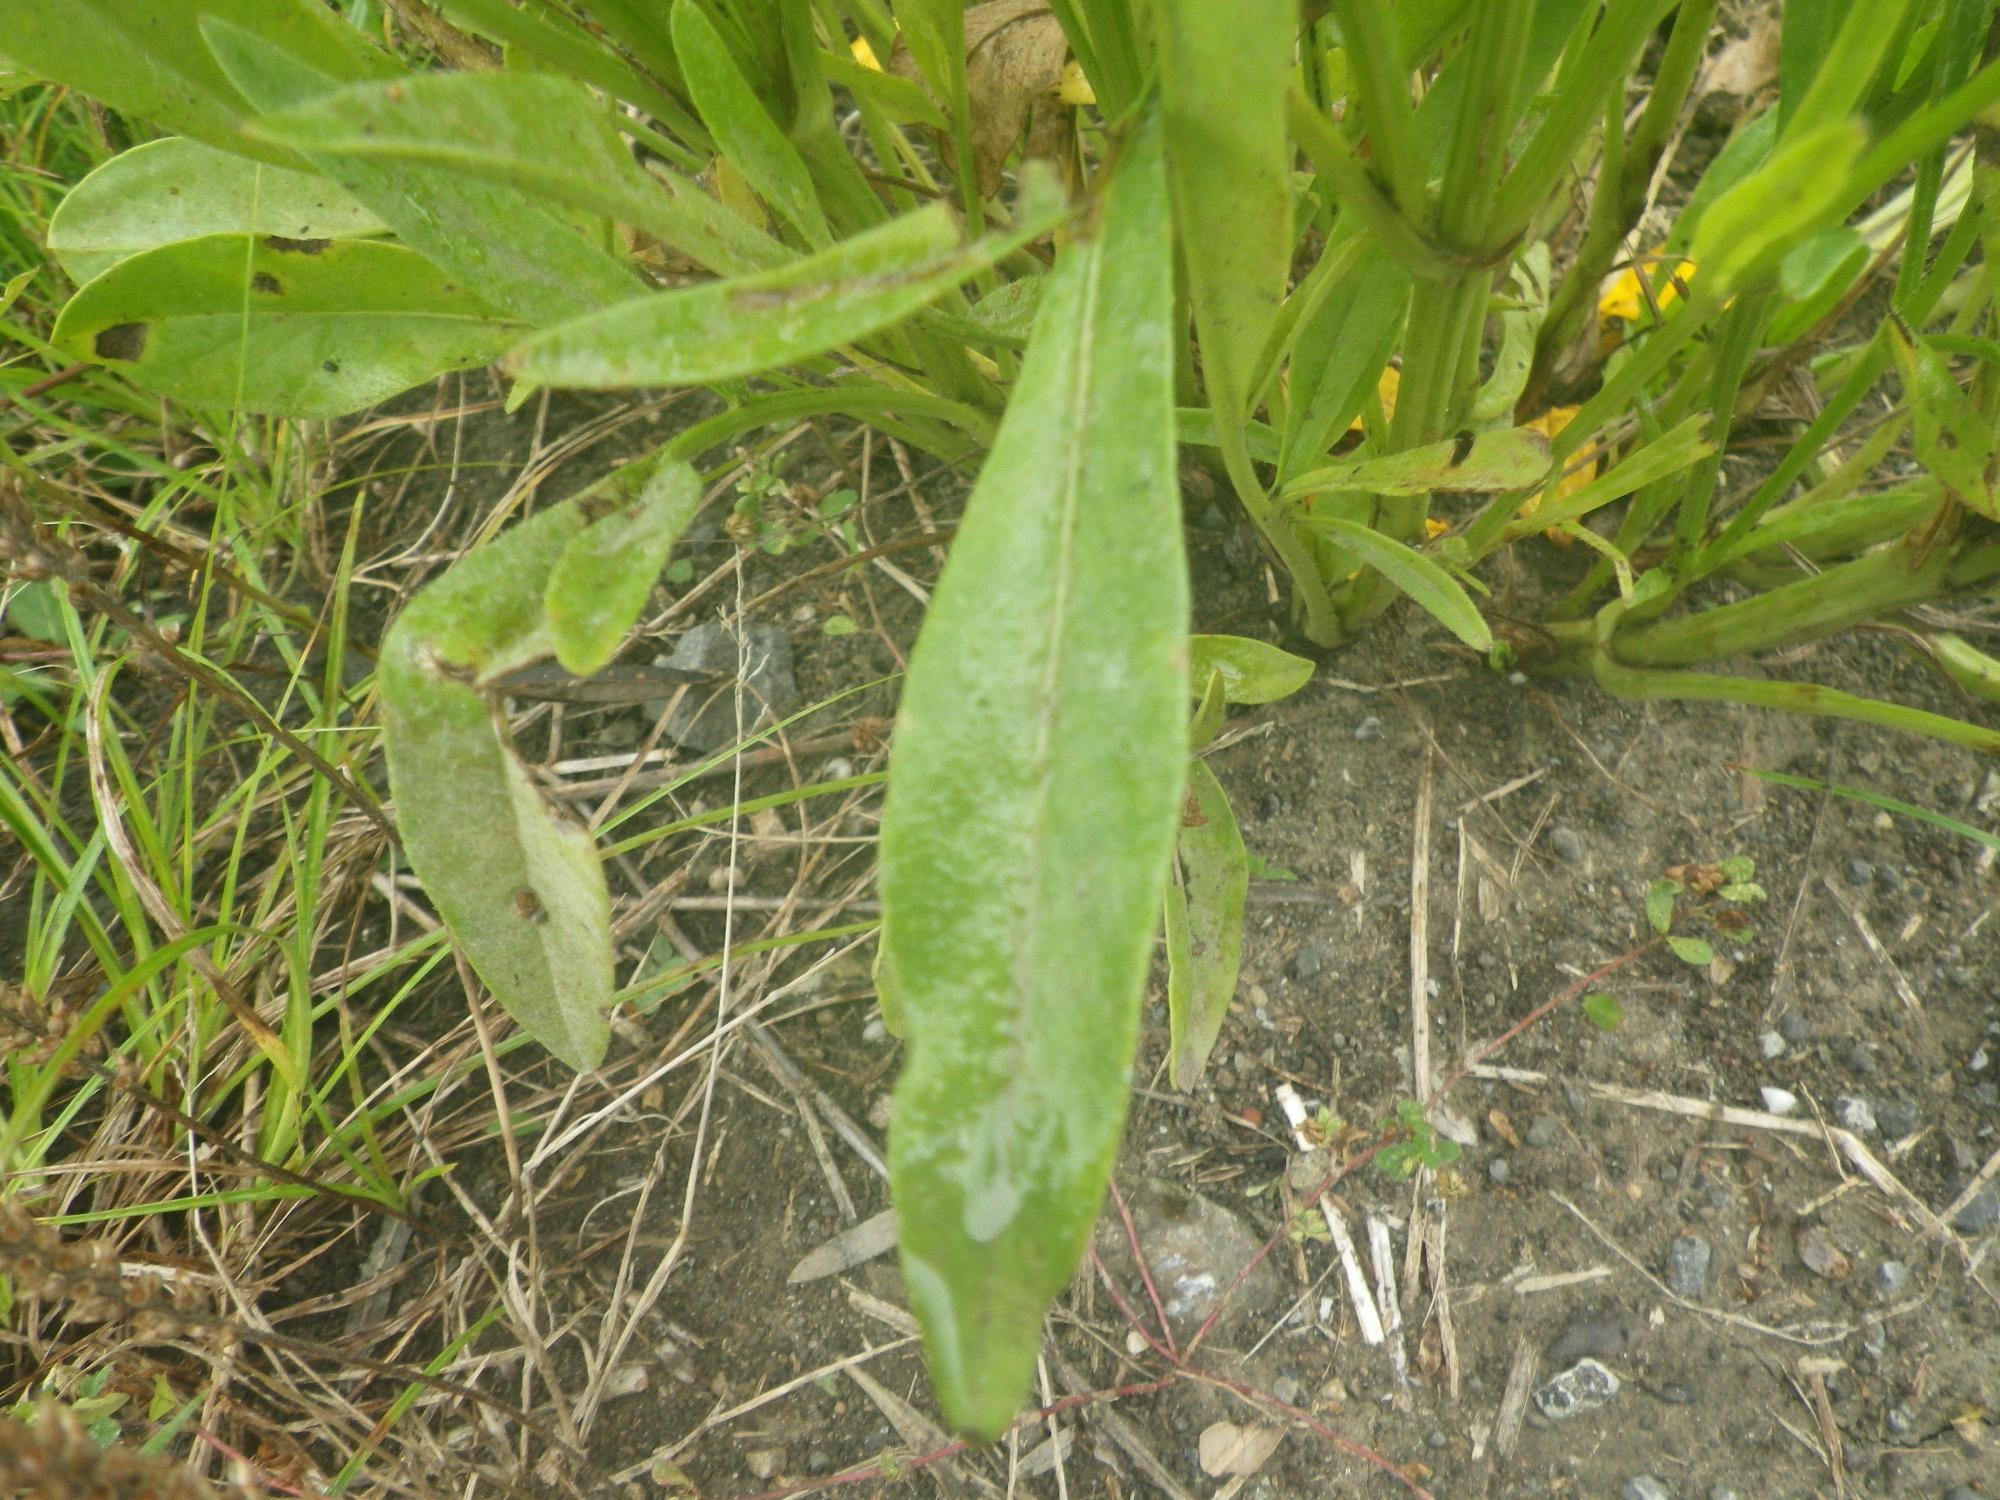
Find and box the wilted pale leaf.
[1198,1422,1285,1478]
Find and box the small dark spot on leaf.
[322,359,340,374]
[1449,431,1477,466]
[167,186,181,197]
[94,322,147,361]
[251,271,283,295]
[263,235,331,255]
[512,888,547,925]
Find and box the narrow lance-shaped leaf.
[877,108,1184,1441]
[1166,760,1248,1090]
[48,137,384,285]
[1280,426,1553,500]
[379,458,700,1071]
[512,169,1068,388]
[1301,516,1494,652]
[1156,0,1294,423]
[50,234,518,419]
[1187,635,1316,704]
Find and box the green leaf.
[1281,427,1553,500]
[512,174,1066,388]
[1156,0,1292,424]
[1295,517,1493,651]
[1687,120,1867,293]
[672,0,831,249]
[1645,877,1679,935]
[1166,760,1248,1091]
[1581,992,1624,1030]
[1734,766,2000,853]
[817,46,949,128]
[248,70,787,278]
[876,109,1183,1442]
[1666,935,1714,966]
[379,456,699,1071]
[202,18,644,323]
[821,613,860,638]
[1188,667,1227,750]
[0,0,392,164]
[48,137,384,285]
[1470,241,1552,423]
[1718,882,1767,903]
[1187,635,1315,705]
[1887,320,1995,517]
[1768,226,1867,344]
[1717,855,1755,883]
[50,233,517,418]
[545,462,702,674]
[1,581,67,644]
[1279,242,1410,477]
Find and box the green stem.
[1215,427,1344,645]
[1326,0,1428,218]
[1590,655,2000,756]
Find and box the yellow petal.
[851,34,883,71]
[1346,365,1400,434]
[1423,517,1451,539]
[1056,59,1095,105]
[1598,257,1696,323]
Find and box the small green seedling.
[1376,1099,1463,1181]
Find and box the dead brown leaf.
[1699,18,1781,100]
[1795,1223,1852,1281]
[888,0,1074,196]
[1197,1422,1285,1478]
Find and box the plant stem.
[1326,0,1428,217]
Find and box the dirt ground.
[441,445,2000,1500]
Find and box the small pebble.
[1549,825,1585,864]
[805,1451,834,1477]
[1664,1234,1712,1299]
[1760,1086,1800,1116]
[1886,1403,1916,1437]
[1621,1477,1671,1500]
[1533,1358,1621,1420]
[861,1017,888,1044]
[1270,1375,1303,1406]
[1844,1044,1879,1077]
[1757,1029,1786,1060]
[1875,863,1903,891]
[1836,1096,1878,1135]
[1965,1081,2000,1109]
[1425,1431,1447,1451]
[1709,1487,1740,1500]
[1654,1380,1696,1405]
[1353,715,1384,741]
[1488,1158,1512,1185]
[1778,1009,1813,1044]
[1259,791,1286,820]
[1290,945,1326,981]
[1525,1116,1563,1148]
[1952,1181,2000,1234]
[1877,1097,1919,1138]
[1845,857,1874,886]
[745,1449,785,1481]
[1973,1045,1992,1073]
[1874,1260,1910,1297]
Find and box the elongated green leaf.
[1301,517,1492,651]
[817,47,949,128]
[1281,427,1552,500]
[249,71,785,278]
[50,234,516,418]
[1156,0,1292,422]
[380,458,700,1071]
[673,0,830,249]
[1187,635,1315,704]
[49,137,383,285]
[202,18,643,323]
[877,110,1183,1441]
[1888,320,1995,518]
[1166,759,1248,1090]
[1280,242,1411,476]
[1188,668,1227,749]
[1688,120,1866,292]
[1498,413,1714,541]
[513,171,1067,388]
[0,0,392,165]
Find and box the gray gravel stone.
[1844,1044,1879,1076]
[1845,858,1874,886]
[657,623,796,751]
[1779,1009,1813,1043]
[1353,715,1383,741]
[1525,1116,1563,1148]
[1664,1234,1712,1298]
[1952,1181,2000,1234]
[1621,1477,1670,1500]
[1757,1029,1787,1060]
[1877,1097,1919,1138]
[1289,944,1327,981]
[1835,1096,1877,1135]
[1708,1487,1739,1500]
[1549,824,1585,864]
[1874,1260,1910,1297]
[1488,1158,1512,1185]
[1533,1358,1621,1420]
[1093,1180,1283,1339]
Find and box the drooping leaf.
[877,109,1183,1441]
[1280,427,1553,500]
[1166,759,1248,1090]
[1186,635,1315,704]
[1188,667,1227,749]
[379,457,701,1071]
[512,171,1067,388]
[48,137,384,285]
[545,462,703,674]
[1156,0,1292,424]
[202,18,644,323]
[50,233,517,418]
[248,70,786,278]
[1296,517,1493,651]
[0,0,392,165]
